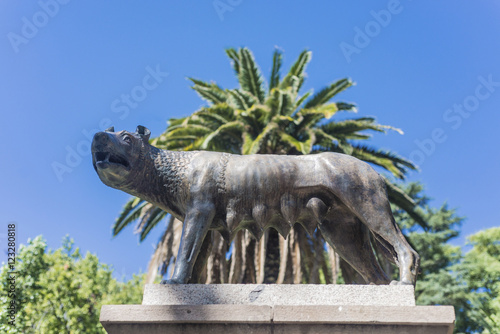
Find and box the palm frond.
[225,48,240,75]
[278,129,315,154]
[154,130,205,150]
[280,50,312,93]
[265,88,283,118]
[201,120,244,150]
[139,208,167,242]
[312,128,340,146]
[354,144,416,172]
[335,102,357,112]
[238,48,266,103]
[246,104,271,124]
[287,76,300,100]
[301,103,339,119]
[188,78,214,88]
[311,145,344,154]
[304,78,353,109]
[345,134,371,140]
[294,90,312,110]
[338,139,354,155]
[275,115,294,124]
[189,78,227,105]
[384,178,428,229]
[167,117,188,127]
[279,89,296,116]
[380,124,404,135]
[265,88,295,122]
[349,145,415,179]
[166,124,213,137]
[320,117,388,139]
[242,122,278,154]
[353,148,403,178]
[194,111,231,127]
[113,198,147,236]
[269,48,283,91]
[294,103,339,134]
[134,203,154,234]
[164,135,201,141]
[199,104,236,121]
[227,89,257,110]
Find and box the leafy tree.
[454,227,500,333]
[113,47,425,284]
[427,228,500,334]
[389,183,463,285]
[392,183,500,333]
[0,236,144,334]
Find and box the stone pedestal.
[100,284,455,334]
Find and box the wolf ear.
[105,126,115,132]
[136,125,151,141]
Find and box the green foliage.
[392,183,467,331]
[449,228,500,333]
[393,183,463,279]
[392,183,500,333]
[0,236,144,334]
[416,228,500,334]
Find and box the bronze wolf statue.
[92,126,419,285]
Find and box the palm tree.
[114,47,426,285]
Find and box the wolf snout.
[92,131,110,145]
[92,131,115,152]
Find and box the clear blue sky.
[1,1,499,279]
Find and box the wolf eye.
[123,135,132,143]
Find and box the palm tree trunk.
[263,229,281,283]
[276,233,289,284]
[242,231,257,283]
[205,232,227,283]
[290,228,303,283]
[254,231,267,284]
[228,231,244,283]
[326,244,340,284]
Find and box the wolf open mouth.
[94,152,130,169]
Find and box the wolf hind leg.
[318,210,390,285]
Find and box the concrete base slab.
[100,284,455,334]
[142,283,416,306]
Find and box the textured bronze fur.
[92,126,419,285]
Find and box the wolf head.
[91,125,151,189]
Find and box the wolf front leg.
[161,202,215,284]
